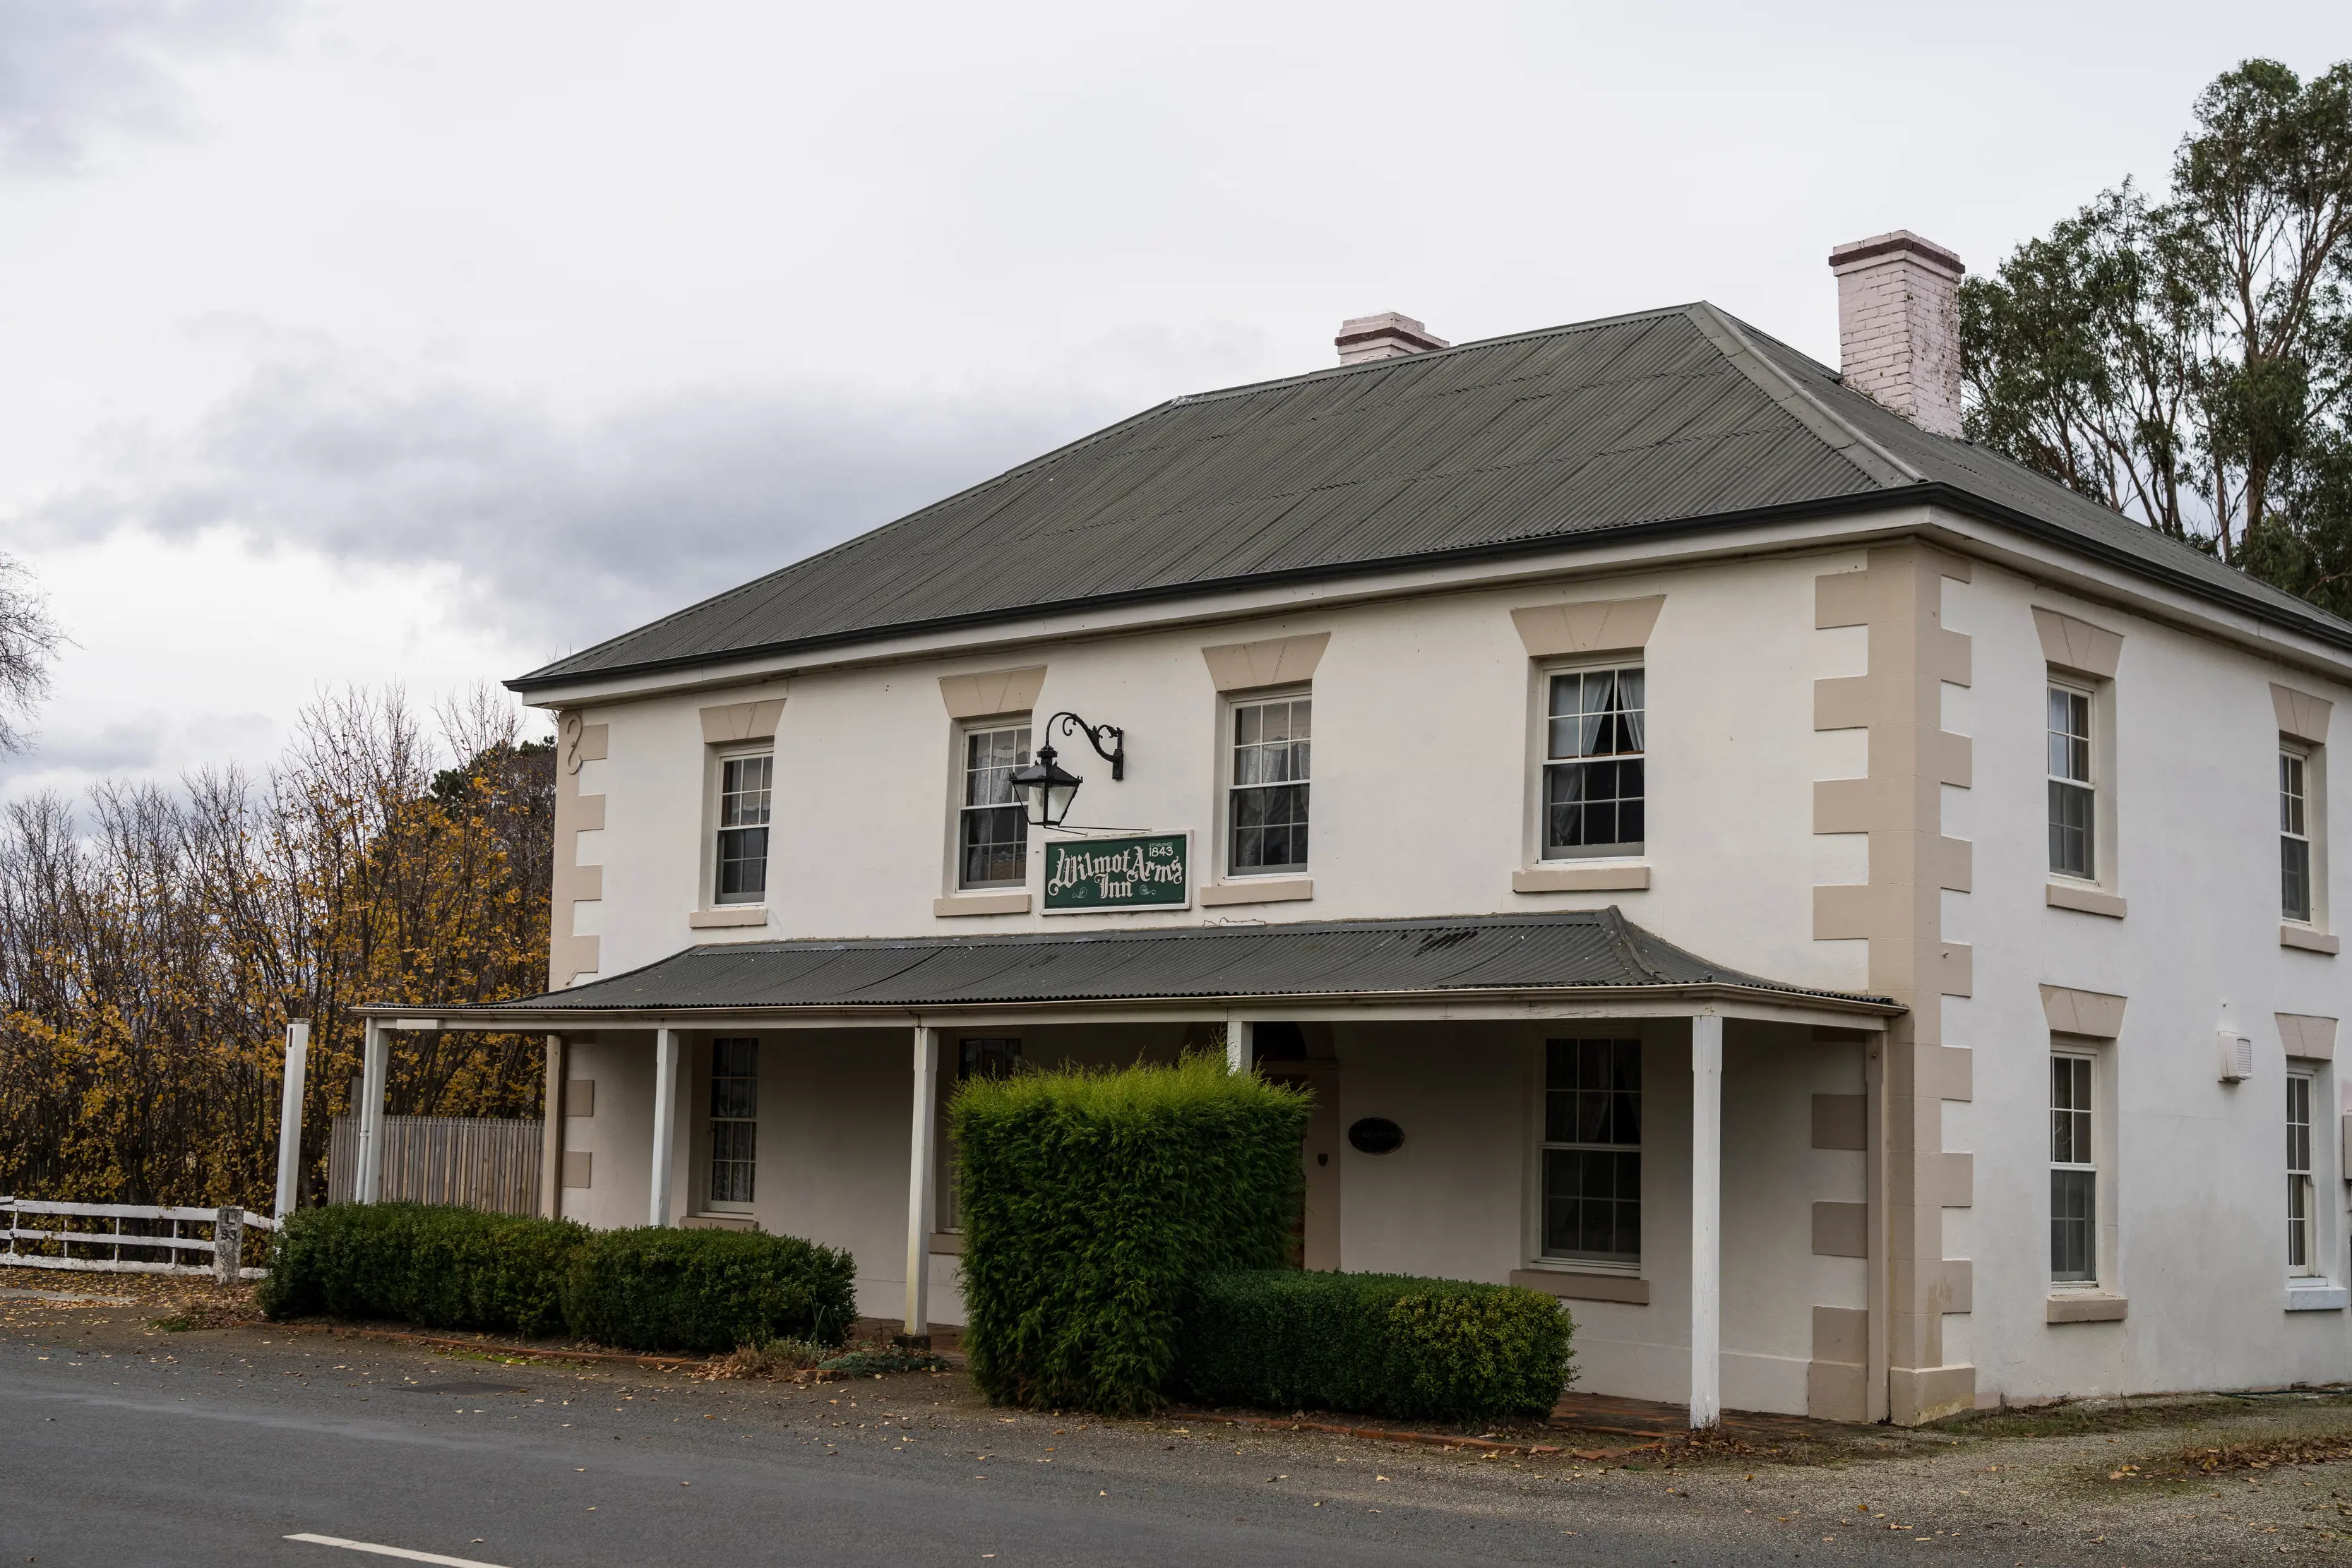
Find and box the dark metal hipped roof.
[513,301,2352,693]
[389,909,1897,1020]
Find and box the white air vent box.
[2217,1031,2255,1082]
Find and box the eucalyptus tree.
[1963,60,2352,601]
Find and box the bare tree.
[0,552,63,753]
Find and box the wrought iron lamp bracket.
[1041,711,1125,780]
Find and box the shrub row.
[950,1052,1310,1416]
[258,1203,856,1353]
[1176,1269,1575,1423]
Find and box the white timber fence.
[0,1199,277,1283]
[326,1114,543,1216]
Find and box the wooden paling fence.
[0,1199,277,1281]
[327,1115,543,1216]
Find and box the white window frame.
[1534,1034,1644,1271]
[955,719,1032,891]
[705,1036,758,1213]
[2050,1049,2099,1286]
[1222,689,1312,878]
[2287,1068,2320,1278]
[710,747,775,907]
[1535,659,1647,863]
[2279,740,2328,930]
[2046,681,2096,882]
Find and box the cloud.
[16,329,1135,665]
[0,0,285,174]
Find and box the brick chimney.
[1336,311,1449,365]
[1827,231,1964,438]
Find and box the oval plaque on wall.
[1347,1117,1404,1155]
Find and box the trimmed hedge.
[1176,1270,1575,1423]
[259,1204,855,1354]
[562,1226,856,1354]
[953,1052,1310,1415]
[258,1202,583,1338]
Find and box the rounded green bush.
[259,1202,585,1339]
[561,1226,856,1354]
[1176,1269,1575,1423]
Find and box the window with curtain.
[1540,1038,1642,1266]
[1543,666,1644,857]
[715,753,773,904]
[959,724,1031,889]
[2050,1053,2096,1282]
[1229,695,1311,873]
[708,1037,758,1207]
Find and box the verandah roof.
[365,909,1899,1024]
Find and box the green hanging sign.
[1042,833,1191,912]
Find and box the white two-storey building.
[359,232,2349,1425]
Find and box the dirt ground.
[8,1264,2349,1564]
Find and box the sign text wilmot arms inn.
[1041,834,1190,912]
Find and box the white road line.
[285,1534,511,1567]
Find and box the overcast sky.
[2,0,2344,799]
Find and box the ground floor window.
[1540,1037,1641,1266]
[708,1036,758,1207]
[940,1038,1022,1231]
[2288,1070,2317,1276]
[2050,1052,2095,1282]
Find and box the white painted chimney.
[1336,311,1449,365]
[1827,231,1964,438]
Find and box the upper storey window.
[1544,666,1644,858]
[1230,695,1311,873]
[959,724,1032,890]
[2047,684,2095,880]
[715,753,773,905]
[2281,746,2314,923]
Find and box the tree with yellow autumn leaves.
[0,688,553,1209]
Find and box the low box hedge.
[561,1226,856,1354]
[258,1202,584,1338]
[260,1204,855,1353]
[1176,1269,1575,1423]
[953,1052,1311,1416]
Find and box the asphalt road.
[0,1317,2230,1568]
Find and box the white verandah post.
[904,1025,942,1341]
[1226,1019,1255,1075]
[357,1019,390,1204]
[273,1019,309,1219]
[1690,1012,1724,1430]
[650,1027,680,1227]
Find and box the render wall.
[543,525,2352,1405]
[1947,561,2352,1403]
[560,546,1862,993]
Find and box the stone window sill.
[1200,876,1313,907]
[929,1231,965,1256]
[2280,924,2340,954]
[1513,863,1649,894]
[1508,1267,1649,1305]
[2046,1291,2128,1323]
[934,891,1031,917]
[688,905,770,929]
[2285,1284,2347,1311]
[2046,882,2127,918]
[679,1213,757,1232]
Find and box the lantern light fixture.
[1009,711,1124,828]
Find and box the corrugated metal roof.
[513,302,2352,693]
[400,909,1895,1017]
